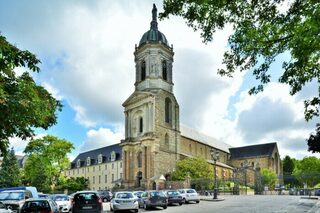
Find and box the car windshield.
[116,193,133,199]
[23,201,51,211]
[167,191,179,196]
[150,191,164,197]
[0,192,24,200]
[54,195,69,201]
[75,193,99,203]
[187,189,196,193]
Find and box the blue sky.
[1,0,319,160]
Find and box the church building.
[64,4,282,191]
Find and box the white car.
[178,189,200,204]
[110,191,139,213]
[0,202,12,213]
[52,194,72,213]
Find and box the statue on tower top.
[150,4,158,30]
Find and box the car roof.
[25,198,50,201]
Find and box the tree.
[0,147,21,187]
[282,155,299,187]
[57,176,89,193]
[171,157,213,180]
[307,123,320,153]
[0,34,62,156]
[160,0,320,152]
[294,156,320,187]
[261,168,277,189]
[23,135,74,191]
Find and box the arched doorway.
[152,182,156,190]
[136,171,143,187]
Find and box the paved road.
[103,195,319,213]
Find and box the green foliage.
[57,176,88,193]
[160,0,320,122]
[171,157,213,181]
[23,135,74,192]
[282,155,299,187]
[307,123,320,153]
[261,168,277,189]
[0,148,21,187]
[0,34,62,156]
[293,156,320,187]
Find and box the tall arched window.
[139,117,143,133]
[165,98,172,124]
[137,152,142,168]
[162,60,167,80]
[141,61,146,81]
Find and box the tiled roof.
[229,142,277,160]
[180,125,232,153]
[71,143,122,169]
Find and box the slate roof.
[71,143,122,169]
[229,142,277,160]
[180,125,232,153]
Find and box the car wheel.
[196,200,200,204]
[179,202,183,206]
[110,205,113,211]
[163,205,167,209]
[183,198,187,204]
[134,209,139,213]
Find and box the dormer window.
[77,159,81,168]
[141,61,146,81]
[87,157,91,166]
[162,60,167,80]
[110,151,116,162]
[98,154,103,164]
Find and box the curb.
[200,198,225,202]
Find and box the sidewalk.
[199,195,225,201]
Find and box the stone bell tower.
[121,4,180,189]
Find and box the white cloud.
[79,127,124,152]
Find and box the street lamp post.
[210,148,219,200]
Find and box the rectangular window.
[93,176,95,184]
[105,165,107,170]
[112,163,114,169]
[112,174,114,182]
[105,175,107,183]
[93,167,95,172]
[99,175,101,184]
[120,162,122,168]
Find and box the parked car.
[38,193,50,199]
[0,190,35,213]
[52,194,72,213]
[71,191,103,213]
[20,198,60,213]
[178,189,200,204]
[110,191,139,213]
[98,191,112,202]
[0,202,12,213]
[165,190,183,206]
[139,190,167,210]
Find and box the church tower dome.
[134,4,174,93]
[139,4,169,47]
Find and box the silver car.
[110,192,139,213]
[0,202,12,213]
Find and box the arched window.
[137,152,142,168]
[141,61,146,81]
[165,98,172,124]
[139,117,143,133]
[162,60,167,80]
